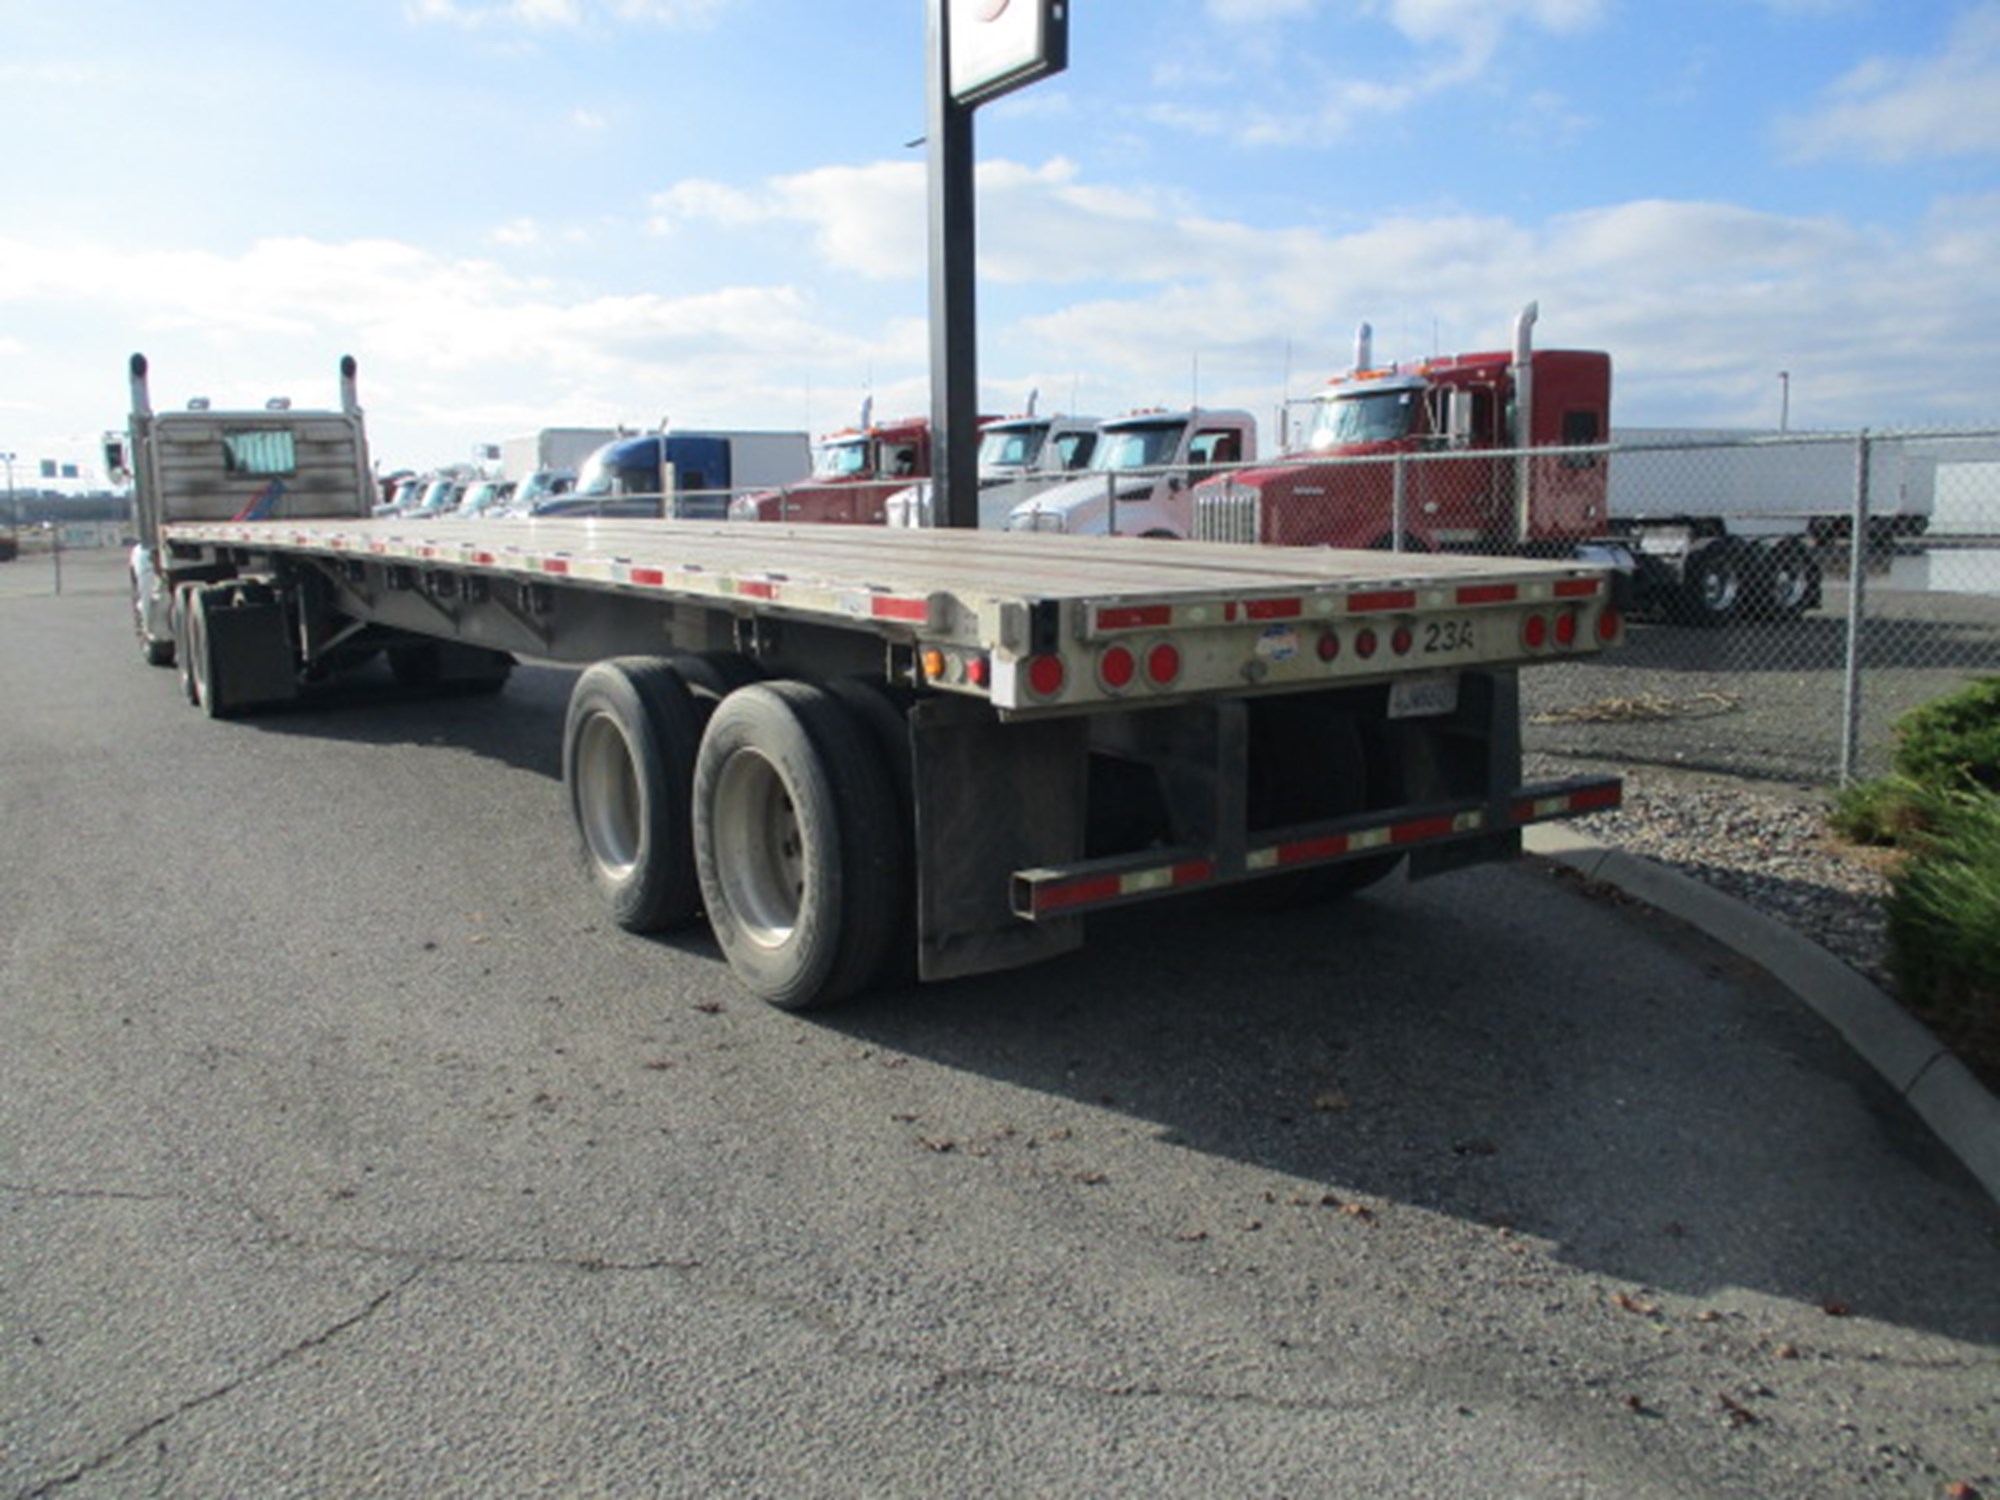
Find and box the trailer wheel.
[564,658,705,933]
[693,682,904,1010]
[1676,542,1743,626]
[824,676,918,985]
[1749,538,1818,621]
[671,651,766,713]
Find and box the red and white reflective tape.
[1018,856,1217,917]
[1013,777,1621,920]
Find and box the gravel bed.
[1526,757,1897,994]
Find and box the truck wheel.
[185,586,226,717]
[671,651,766,714]
[172,584,202,704]
[564,658,704,933]
[824,676,918,985]
[1676,543,1743,626]
[692,682,904,1010]
[132,572,175,667]
[1750,538,1817,621]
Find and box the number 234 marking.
[1423,619,1475,653]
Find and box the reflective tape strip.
[1095,603,1173,631]
[1023,856,1216,917]
[1348,589,1418,613]
[1512,782,1622,822]
[1456,583,1518,606]
[1553,577,1602,599]
[870,594,933,623]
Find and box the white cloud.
[1780,2,2000,162]
[1166,0,1609,146]
[6,156,1995,472]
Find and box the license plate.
[1388,671,1460,719]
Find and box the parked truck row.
[117,352,1623,1010]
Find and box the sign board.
[949,0,1068,108]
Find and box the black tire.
[563,658,705,933]
[824,676,918,984]
[185,586,228,719]
[1748,538,1817,621]
[692,682,905,1010]
[671,651,766,716]
[133,572,175,667]
[1676,543,1743,626]
[1245,694,1402,901]
[172,584,201,705]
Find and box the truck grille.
[1192,487,1259,544]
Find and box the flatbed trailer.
[123,357,1623,1010]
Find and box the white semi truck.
[883,410,1101,529]
[119,354,1623,1011]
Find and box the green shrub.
[1884,782,2000,1022]
[1829,775,1925,846]
[1891,675,2000,793]
[1829,678,2000,848]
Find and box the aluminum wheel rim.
[575,713,643,877]
[711,749,802,949]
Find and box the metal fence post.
[1839,431,1872,784]
[1391,454,1407,551]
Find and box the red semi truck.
[1191,304,1825,623]
[730,413,934,525]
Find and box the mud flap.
[911,696,1087,983]
[201,596,298,712]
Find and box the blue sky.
[3,0,1998,482]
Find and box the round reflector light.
[1555,610,1578,647]
[1522,613,1548,650]
[1355,628,1378,660]
[1027,654,1066,699]
[1100,644,1136,691]
[1146,641,1182,686]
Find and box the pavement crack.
[0,1182,184,1205]
[13,1267,422,1500]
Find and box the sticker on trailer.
[1254,624,1300,664]
[1387,671,1460,719]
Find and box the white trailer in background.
[120,353,1624,1011]
[498,427,623,484]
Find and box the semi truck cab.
[1003,408,1257,538]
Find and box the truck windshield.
[574,451,617,496]
[978,427,1046,473]
[1308,389,1416,449]
[813,437,872,480]
[1091,421,1185,472]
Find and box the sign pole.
[927,0,980,531]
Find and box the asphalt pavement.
[3,549,1997,1498]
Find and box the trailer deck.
[164,516,1621,714]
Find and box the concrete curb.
[1524,824,2000,1204]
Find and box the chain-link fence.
[1519,428,2000,785]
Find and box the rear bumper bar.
[1010,775,1622,920]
